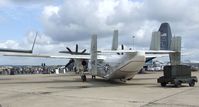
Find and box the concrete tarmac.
[0,72,198,107]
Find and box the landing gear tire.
[161,82,167,87]
[175,81,181,87]
[189,81,195,87]
[92,75,96,79]
[81,75,87,82]
[127,78,132,80]
[120,79,126,82]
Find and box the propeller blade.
[76,44,78,53]
[66,47,73,54]
[59,51,70,53]
[81,49,86,54]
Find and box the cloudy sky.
[0,0,199,65]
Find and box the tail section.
[169,36,181,65]
[158,23,182,64]
[111,30,118,50]
[150,22,172,51]
[149,22,182,65]
[150,31,161,50]
[90,34,97,76]
[170,36,181,52]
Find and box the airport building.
[159,23,172,50]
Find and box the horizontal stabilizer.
[100,50,175,54]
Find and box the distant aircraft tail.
[90,34,98,76]
[111,30,118,50]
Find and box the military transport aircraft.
[1,23,181,82]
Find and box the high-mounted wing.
[2,53,105,60]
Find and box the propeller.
[61,44,89,70]
[66,47,73,54]
[60,44,89,55]
[81,49,87,54]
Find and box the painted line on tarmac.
[141,87,196,107]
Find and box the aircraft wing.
[0,33,37,54]
[0,48,32,53]
[1,53,105,60]
[100,50,175,54]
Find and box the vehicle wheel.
[189,81,195,87]
[175,81,181,87]
[127,78,132,80]
[81,75,87,82]
[92,75,96,79]
[120,79,126,82]
[161,82,167,87]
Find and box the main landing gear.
[92,75,96,79]
[81,75,96,82]
[81,75,87,82]
[120,79,127,82]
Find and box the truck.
[157,65,198,87]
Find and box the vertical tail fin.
[90,34,97,76]
[169,36,181,65]
[111,30,118,50]
[150,31,161,50]
[31,32,38,53]
[170,36,181,52]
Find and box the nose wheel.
[81,75,87,82]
